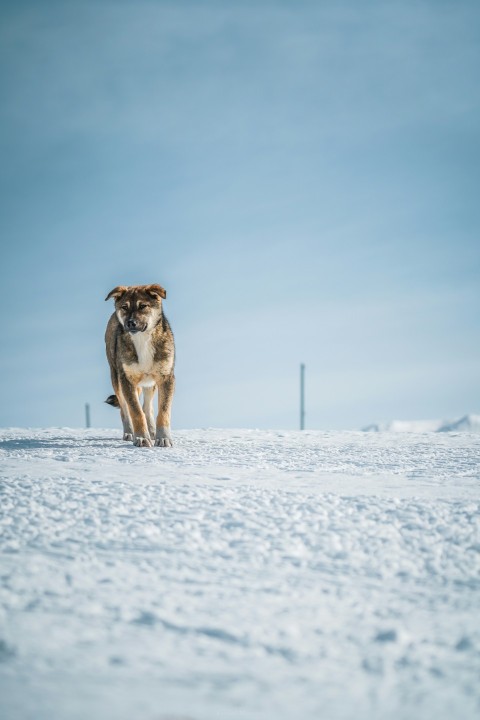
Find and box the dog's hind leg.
[142,385,156,441]
[154,374,175,447]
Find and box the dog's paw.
[155,428,173,447]
[133,435,153,448]
[155,437,173,447]
[123,433,133,441]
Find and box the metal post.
[300,363,305,430]
[85,403,91,429]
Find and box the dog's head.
[105,284,166,334]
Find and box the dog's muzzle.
[125,319,147,333]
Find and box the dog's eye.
[138,303,148,310]
[121,304,129,310]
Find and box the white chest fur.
[130,332,155,374]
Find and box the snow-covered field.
[1,427,479,720]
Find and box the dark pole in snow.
[300,364,305,430]
[85,403,91,429]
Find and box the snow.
[1,427,480,720]
[362,413,480,433]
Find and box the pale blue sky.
[1,0,479,430]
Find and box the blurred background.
[1,0,479,430]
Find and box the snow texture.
[1,427,480,720]
[362,413,480,433]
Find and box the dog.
[104,283,175,447]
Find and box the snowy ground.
[1,427,479,720]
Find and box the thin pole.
[300,363,305,430]
[85,403,91,429]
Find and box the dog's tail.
[105,394,120,408]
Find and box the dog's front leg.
[119,375,152,447]
[110,371,134,441]
[155,374,175,447]
[119,397,134,441]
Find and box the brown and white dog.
[105,284,175,447]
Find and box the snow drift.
[362,413,480,433]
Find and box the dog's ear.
[145,284,167,300]
[105,286,128,301]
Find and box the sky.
[0,0,479,431]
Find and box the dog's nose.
[126,318,137,330]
